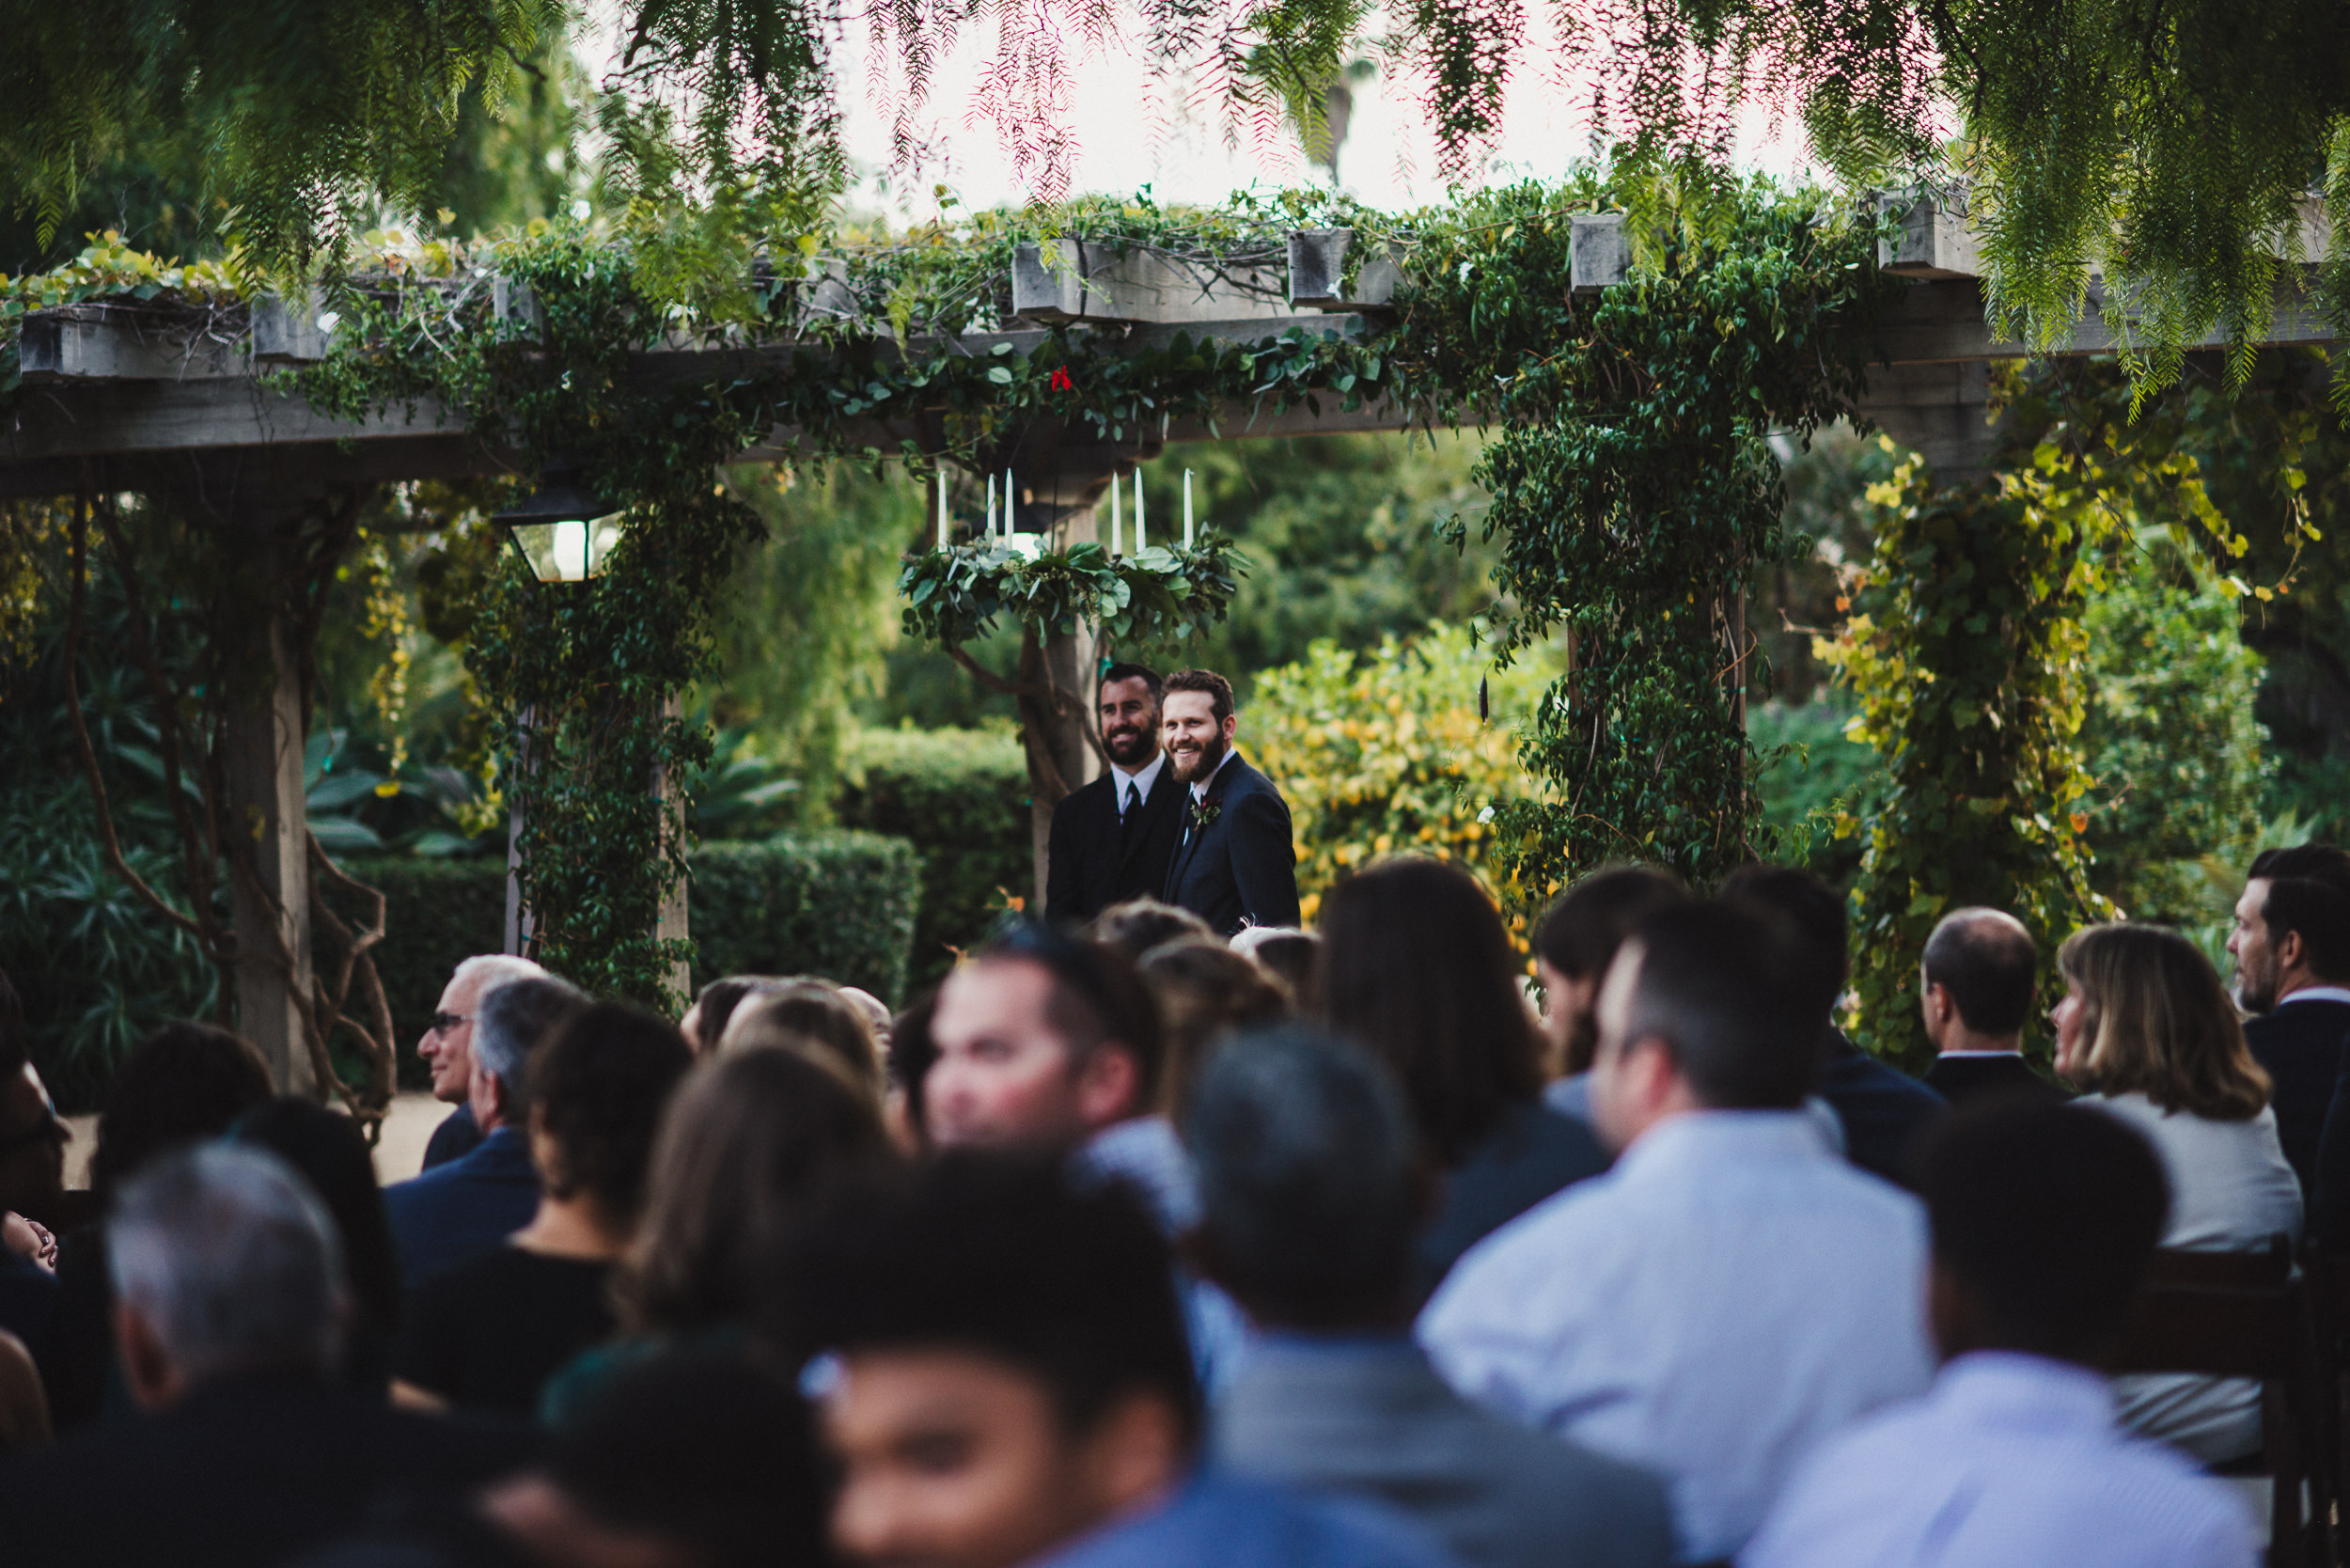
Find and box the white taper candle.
[1135,471,1147,551]
[986,475,996,538]
[1183,467,1195,547]
[937,470,948,549]
[1110,470,1122,555]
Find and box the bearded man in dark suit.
[1045,663,1186,926]
[1159,668,1300,937]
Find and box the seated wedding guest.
[39,1019,273,1434]
[927,922,1246,1387]
[1531,866,1688,1117]
[0,972,68,1349]
[781,1155,1451,1568]
[839,985,894,1052]
[541,1041,892,1423]
[1920,909,2064,1106]
[1744,1101,2257,1568]
[395,1002,693,1417]
[0,1144,532,1567]
[2053,923,2300,1465]
[1230,924,1321,1002]
[678,975,771,1057]
[1420,901,1935,1563]
[1091,895,1216,961]
[231,1099,405,1395]
[294,1356,828,1568]
[2227,847,2350,1200]
[416,955,551,1170]
[885,988,938,1154]
[385,975,587,1294]
[1195,1026,1674,1568]
[1721,864,1946,1186]
[720,979,885,1102]
[1320,856,1609,1286]
[1139,937,1290,1114]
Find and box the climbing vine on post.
[1401,171,1894,896]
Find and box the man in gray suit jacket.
[1186,1025,1674,1568]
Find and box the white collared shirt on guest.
[1110,751,1167,822]
[1743,1351,2259,1568]
[1417,1109,1935,1564]
[2279,984,2350,1008]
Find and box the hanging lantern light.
[494,465,625,583]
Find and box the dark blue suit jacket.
[1819,1035,1947,1190]
[1162,752,1301,937]
[2246,997,2350,1209]
[383,1124,540,1294]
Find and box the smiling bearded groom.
[1159,668,1300,937]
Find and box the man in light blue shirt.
[1419,901,1935,1562]
[1743,1099,2257,1568]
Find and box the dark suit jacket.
[1818,1035,1946,1189]
[1418,1101,1609,1293]
[1046,760,1185,926]
[0,1373,536,1568]
[383,1124,540,1294]
[1162,753,1301,937]
[1923,1052,2066,1108]
[2245,997,2350,1204]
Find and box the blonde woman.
[2053,922,2302,1465]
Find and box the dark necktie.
[1120,780,1142,848]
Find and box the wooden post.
[654,694,691,1004]
[223,603,319,1096]
[1026,498,1103,908]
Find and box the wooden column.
[222,575,319,1095]
[1025,499,1104,907]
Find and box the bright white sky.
[582,3,1823,224]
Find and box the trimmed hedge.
[835,728,1030,991]
[346,829,920,1087]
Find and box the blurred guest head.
[90,1021,273,1203]
[1136,938,1289,1116]
[108,1143,344,1407]
[2053,923,2269,1119]
[469,976,588,1136]
[1317,856,1540,1166]
[1229,926,1319,1004]
[1532,866,1689,1077]
[530,1003,696,1245]
[783,1155,1195,1568]
[1718,863,1850,1038]
[885,990,940,1156]
[620,1043,890,1337]
[457,1356,831,1568]
[680,976,773,1058]
[1089,898,1214,962]
[927,925,1161,1155]
[839,988,895,1053]
[722,981,885,1105]
[421,954,548,1105]
[228,1100,400,1388]
[1184,1026,1421,1331]
[0,969,67,1222]
[1590,902,1812,1153]
[1917,1100,2169,1366]
[1920,908,2039,1051]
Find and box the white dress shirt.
[1418,1110,1935,1563]
[1189,745,1237,804]
[1110,751,1167,821]
[2083,1092,2303,1463]
[1742,1352,2259,1568]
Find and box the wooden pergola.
[5,196,2336,1090]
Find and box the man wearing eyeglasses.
[415,956,549,1172]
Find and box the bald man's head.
[1922,910,2038,1043]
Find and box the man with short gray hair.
[385,974,587,1291]
[0,1144,528,1566]
[1194,1026,1675,1568]
[417,953,549,1169]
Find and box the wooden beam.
[1869,273,2340,366]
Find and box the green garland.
[898,538,1245,649]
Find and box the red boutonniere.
[1049,365,1074,392]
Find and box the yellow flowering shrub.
[1248,622,1552,939]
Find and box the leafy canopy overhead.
[2,0,2343,384]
